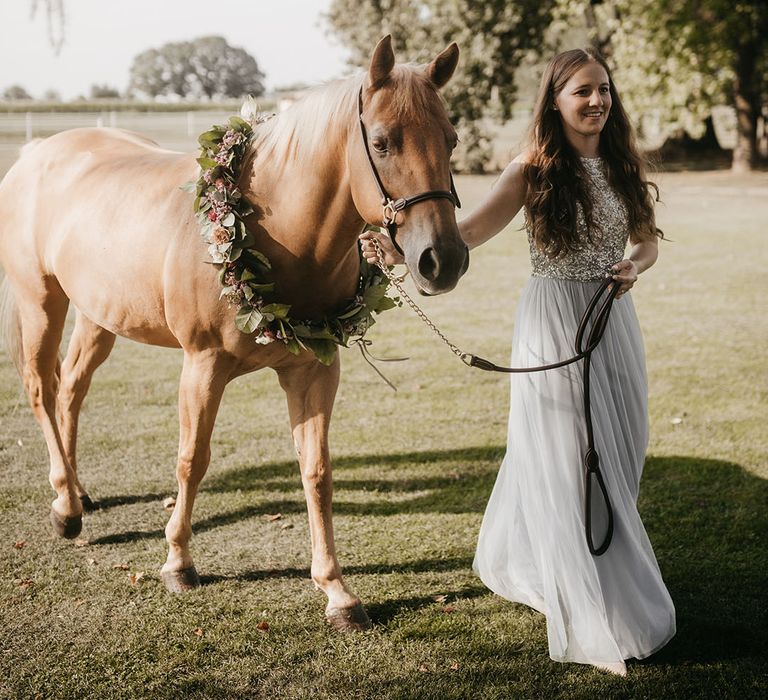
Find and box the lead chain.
[372,239,468,362]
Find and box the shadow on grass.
[86,448,767,667]
[635,456,767,665]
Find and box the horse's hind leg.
[277,358,372,632]
[57,311,116,511]
[161,349,230,592]
[16,277,83,538]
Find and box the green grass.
[1,170,767,699]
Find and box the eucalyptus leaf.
[221,213,235,227]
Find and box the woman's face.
[553,61,612,142]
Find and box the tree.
[326,0,556,171]
[30,0,65,54]
[2,85,33,101]
[90,84,120,99]
[128,36,265,101]
[558,0,768,172]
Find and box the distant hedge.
[0,100,276,114]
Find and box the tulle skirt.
[473,277,675,665]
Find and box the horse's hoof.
[161,567,200,593]
[326,603,372,632]
[80,494,98,512]
[49,509,83,539]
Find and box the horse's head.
[349,36,469,295]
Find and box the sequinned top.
[527,157,629,281]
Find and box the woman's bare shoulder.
[511,148,534,165]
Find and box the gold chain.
[372,239,470,364]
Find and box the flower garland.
[184,115,398,366]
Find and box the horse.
[0,36,467,630]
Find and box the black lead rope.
[465,276,620,556]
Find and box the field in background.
[0,114,766,698]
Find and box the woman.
[361,48,675,675]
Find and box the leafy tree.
[558,0,768,171]
[128,36,265,101]
[2,85,33,101]
[326,0,556,171]
[90,84,120,99]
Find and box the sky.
[0,0,352,99]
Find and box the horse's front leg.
[161,349,230,592]
[277,356,372,631]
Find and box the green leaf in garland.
[301,338,338,366]
[196,156,218,169]
[180,181,197,193]
[260,303,291,320]
[221,212,235,227]
[235,307,263,333]
[285,337,302,355]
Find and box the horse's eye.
[372,138,388,154]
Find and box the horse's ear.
[369,35,395,89]
[426,42,459,88]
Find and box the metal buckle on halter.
[382,198,406,226]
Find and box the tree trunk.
[731,45,759,173]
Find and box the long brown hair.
[523,48,662,257]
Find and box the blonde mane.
[250,65,453,164]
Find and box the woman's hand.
[359,229,405,266]
[611,259,638,298]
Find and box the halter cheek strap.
[357,88,461,256]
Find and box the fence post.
[25,112,33,141]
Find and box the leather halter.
[357,88,461,256]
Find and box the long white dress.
[473,157,675,666]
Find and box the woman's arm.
[360,153,529,264]
[611,238,659,298]
[459,156,528,250]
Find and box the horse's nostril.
[418,247,440,281]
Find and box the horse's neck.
[243,118,362,272]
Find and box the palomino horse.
[0,37,467,630]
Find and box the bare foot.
[593,661,627,676]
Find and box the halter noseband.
[357,88,461,256]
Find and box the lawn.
[0,165,766,699]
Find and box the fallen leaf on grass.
[73,538,89,548]
[441,605,456,614]
[13,540,26,550]
[418,664,430,673]
[256,620,270,632]
[449,662,460,671]
[87,558,97,566]
[193,628,204,637]
[15,578,34,589]
[163,496,176,510]
[112,563,130,571]
[128,572,145,585]
[670,417,683,425]
[279,523,294,530]
[74,599,87,608]
[431,594,448,603]
[16,439,23,447]
[262,513,282,522]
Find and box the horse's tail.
[0,274,23,376]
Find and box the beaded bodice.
[527,157,629,281]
